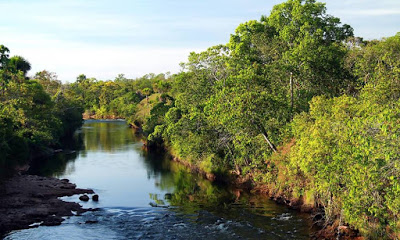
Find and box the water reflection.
[82,120,140,153]
[147,159,312,239]
[29,133,82,177]
[9,120,311,239]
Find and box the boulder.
[79,195,89,202]
[92,194,99,202]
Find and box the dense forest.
[0,46,83,173]
[1,0,399,238]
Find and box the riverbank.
[152,145,363,240]
[0,174,95,237]
[82,112,124,120]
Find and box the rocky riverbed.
[0,174,95,237]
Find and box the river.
[5,120,311,240]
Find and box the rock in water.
[92,194,99,201]
[85,220,98,224]
[79,195,89,201]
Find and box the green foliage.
[134,2,398,239]
[0,45,10,69]
[153,0,354,175]
[143,101,171,135]
[70,72,172,124]
[1,1,398,238]
[290,34,400,238]
[0,46,84,169]
[291,92,400,237]
[8,56,31,76]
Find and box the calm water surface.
[6,120,311,240]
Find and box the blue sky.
[1,0,399,82]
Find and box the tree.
[76,74,87,83]
[267,0,353,108]
[8,56,31,76]
[34,70,61,96]
[0,45,10,69]
[0,45,10,92]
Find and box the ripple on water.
[5,206,309,240]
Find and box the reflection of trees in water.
[141,150,173,182]
[81,121,140,153]
[29,132,83,177]
[31,120,142,177]
[146,155,237,212]
[141,149,230,206]
[168,168,235,210]
[148,157,295,221]
[150,163,312,236]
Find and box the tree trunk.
[290,72,294,118]
[257,123,277,153]
[262,132,277,153]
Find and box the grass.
[135,93,161,123]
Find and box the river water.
[5,120,311,240]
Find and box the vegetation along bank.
[1,0,399,239]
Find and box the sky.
[1,0,399,82]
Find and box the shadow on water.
[28,131,83,177]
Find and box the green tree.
[0,45,10,69]
[8,56,31,76]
